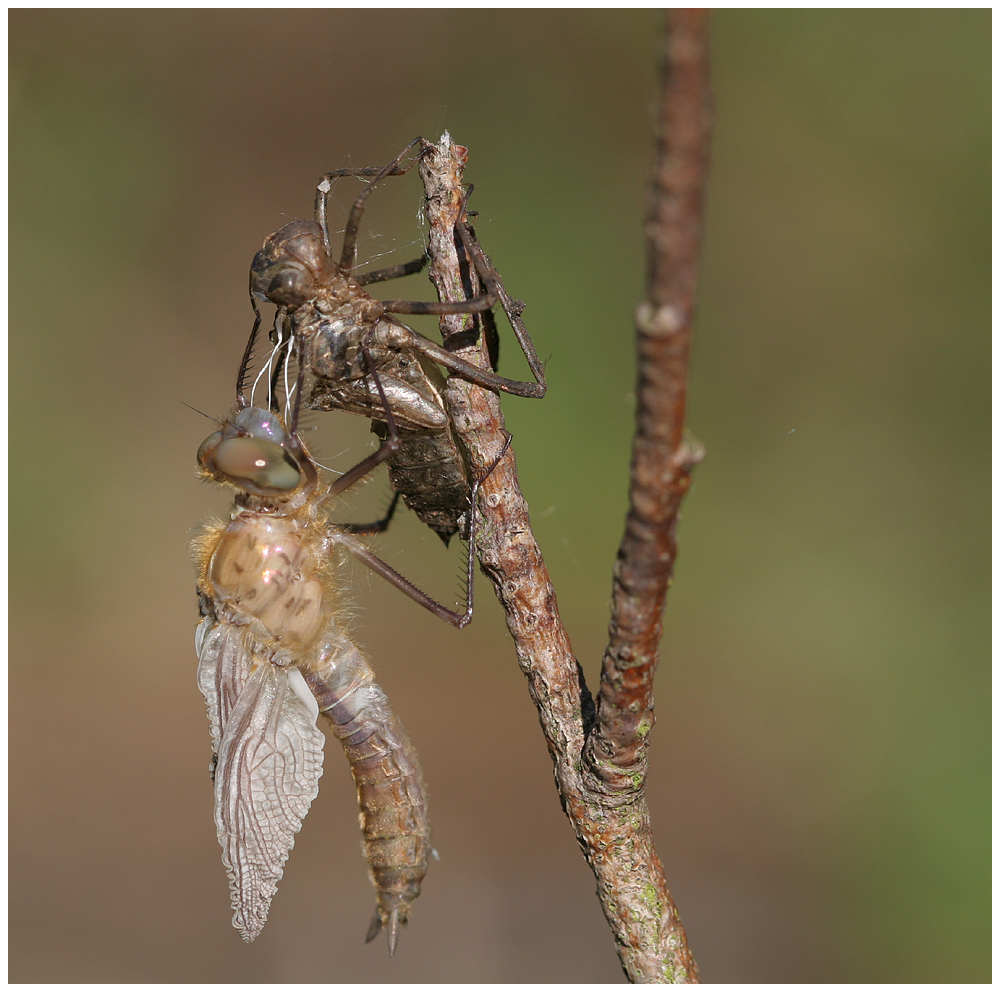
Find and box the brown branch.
[590,6,711,777]
[417,12,709,979]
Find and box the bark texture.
[416,10,710,980]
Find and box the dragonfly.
[193,346,504,952]
[249,136,545,545]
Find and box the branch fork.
[417,12,709,977]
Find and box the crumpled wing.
[196,619,252,759]
[196,619,324,941]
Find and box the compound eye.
[196,430,223,469]
[268,268,308,305]
[212,436,301,491]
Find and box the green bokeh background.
[10,10,989,982]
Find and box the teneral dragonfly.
[193,398,489,952]
[249,136,545,545]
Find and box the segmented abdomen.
[373,421,470,544]
[303,647,431,956]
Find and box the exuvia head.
[198,407,316,497]
[250,220,331,308]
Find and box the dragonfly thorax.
[209,513,329,655]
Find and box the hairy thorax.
[208,513,328,654]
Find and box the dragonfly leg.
[456,219,548,393]
[331,529,471,629]
[378,211,546,397]
[330,431,512,629]
[314,137,430,268]
[382,323,546,399]
[357,255,428,286]
[326,344,402,497]
[336,492,402,536]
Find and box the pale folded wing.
[196,618,325,941]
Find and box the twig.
[418,10,709,978]
[584,8,710,980]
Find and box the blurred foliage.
[10,9,988,982]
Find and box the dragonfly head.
[198,407,317,497]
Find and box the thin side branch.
[583,9,710,980]
[419,11,709,974]
[587,9,710,781]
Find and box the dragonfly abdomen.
[373,422,470,544]
[304,661,431,955]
